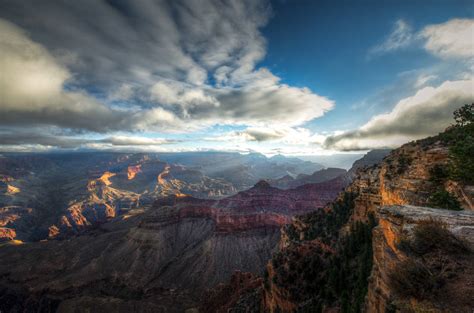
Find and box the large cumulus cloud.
[421,19,474,59]
[0,0,333,138]
[324,79,474,150]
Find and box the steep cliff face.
[0,227,16,242]
[260,191,373,313]
[0,206,34,241]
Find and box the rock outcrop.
[368,205,474,313]
[347,140,473,224]
[0,227,16,242]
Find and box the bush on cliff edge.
[391,219,471,303]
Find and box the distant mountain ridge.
[269,167,347,189]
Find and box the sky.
[0,0,473,155]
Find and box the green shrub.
[288,192,356,244]
[428,189,462,211]
[397,154,412,174]
[429,164,449,185]
[453,103,474,126]
[448,131,474,183]
[407,220,470,256]
[439,103,474,184]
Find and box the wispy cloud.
[414,74,438,88]
[369,19,414,56]
[0,19,185,133]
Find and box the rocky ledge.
[378,205,474,242]
[367,205,474,313]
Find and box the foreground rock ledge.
[367,205,474,313]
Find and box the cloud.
[242,127,294,142]
[0,131,175,149]
[369,18,474,60]
[207,127,295,142]
[205,126,329,146]
[324,78,474,150]
[369,19,414,55]
[0,19,184,133]
[0,0,333,134]
[414,74,438,88]
[0,19,113,131]
[421,18,474,59]
[99,136,174,146]
[0,132,89,149]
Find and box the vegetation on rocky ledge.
[269,192,377,313]
[390,219,472,310]
[423,103,473,210]
[285,192,356,244]
[440,103,474,184]
[428,189,462,211]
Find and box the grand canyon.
[1,0,473,312]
